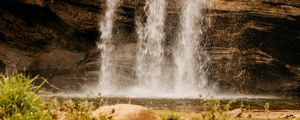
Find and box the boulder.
[93,104,161,120]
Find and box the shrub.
[46,99,96,120]
[0,72,50,120]
[166,113,179,120]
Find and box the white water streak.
[98,0,119,94]
[136,0,167,89]
[173,0,209,96]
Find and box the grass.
[157,99,300,120]
[0,72,50,120]
[46,99,96,120]
[156,110,300,120]
[0,72,299,120]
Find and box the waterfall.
[94,0,210,98]
[129,0,210,98]
[136,0,167,91]
[97,0,119,95]
[173,0,210,96]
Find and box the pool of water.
[41,93,300,112]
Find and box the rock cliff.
[0,0,299,96]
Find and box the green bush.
[0,72,50,120]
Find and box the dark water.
[44,96,300,112]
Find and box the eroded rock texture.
[0,0,299,96]
[209,0,300,96]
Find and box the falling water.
[97,0,119,95]
[173,0,210,96]
[129,0,210,98]
[135,0,167,94]
[95,0,210,98]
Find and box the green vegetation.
[159,113,179,120]
[0,72,100,120]
[0,73,299,120]
[0,72,50,120]
[156,99,300,120]
[46,99,96,120]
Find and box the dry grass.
[155,110,300,120]
[1,73,299,120]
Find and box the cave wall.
[0,0,299,96]
[209,0,300,96]
[0,0,101,91]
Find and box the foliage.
[201,98,229,120]
[0,72,294,120]
[166,113,179,120]
[0,72,50,120]
[264,102,270,120]
[46,99,96,120]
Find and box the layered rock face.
[209,0,300,96]
[0,0,299,96]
